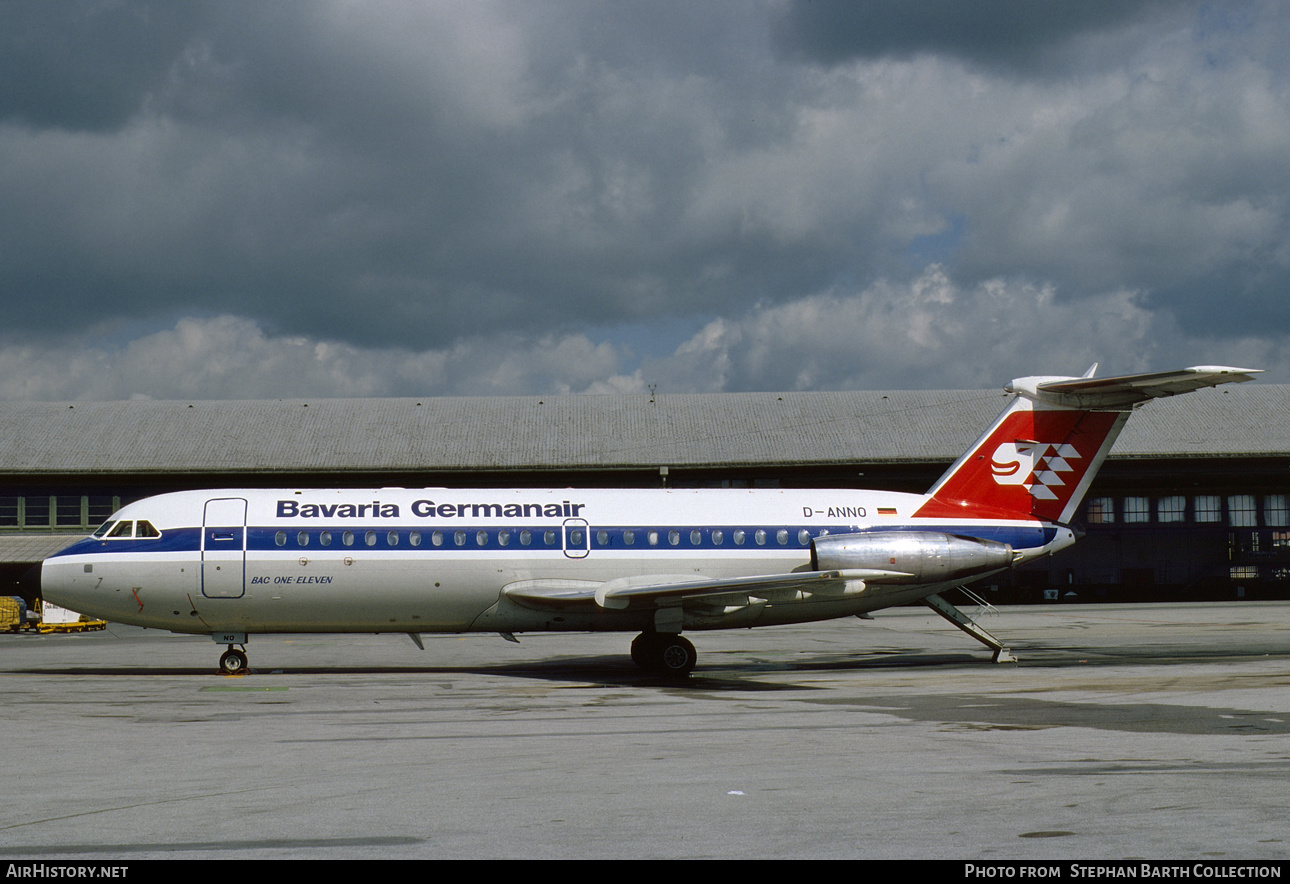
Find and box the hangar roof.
[0,384,1284,476]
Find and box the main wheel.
[219,648,248,675]
[653,635,696,678]
[630,633,657,668]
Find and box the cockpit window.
[92,521,115,538]
[107,521,134,538]
[136,520,160,538]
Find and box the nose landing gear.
[219,645,248,675]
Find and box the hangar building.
[3,383,1287,604]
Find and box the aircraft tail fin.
[914,365,1261,524]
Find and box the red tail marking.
[915,410,1121,521]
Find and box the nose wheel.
[219,646,248,675]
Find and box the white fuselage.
[41,487,1069,637]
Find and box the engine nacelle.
[811,531,1014,585]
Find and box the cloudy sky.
[2,0,1287,399]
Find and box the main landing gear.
[219,645,249,675]
[631,632,697,678]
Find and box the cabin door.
[562,518,590,559]
[202,497,248,599]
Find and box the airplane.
[35,364,1260,677]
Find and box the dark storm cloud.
[773,0,1187,73]
[1,1,1289,398]
[0,1,196,130]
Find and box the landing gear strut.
[219,646,248,675]
[631,632,697,677]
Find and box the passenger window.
[648,531,659,546]
[320,531,332,546]
[733,530,745,546]
[410,531,422,547]
[388,531,399,547]
[776,529,788,545]
[798,529,810,546]
[455,531,467,547]
[755,529,767,546]
[275,531,287,547]
[498,530,510,547]
[544,530,556,546]
[596,530,609,546]
[365,531,377,547]
[623,530,635,545]
[520,530,531,546]
[343,531,354,547]
[432,531,443,547]
[297,531,309,547]
[668,530,680,546]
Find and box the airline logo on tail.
[915,409,1123,522]
[990,440,1081,501]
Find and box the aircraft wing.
[503,569,912,611]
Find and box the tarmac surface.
[1,601,1288,860]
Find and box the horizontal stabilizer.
[1009,365,1261,410]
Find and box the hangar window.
[1123,497,1150,523]
[1228,495,1257,527]
[1230,565,1258,580]
[1157,497,1185,523]
[1264,495,1288,527]
[1195,496,1222,523]
[1085,498,1114,524]
[56,496,84,527]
